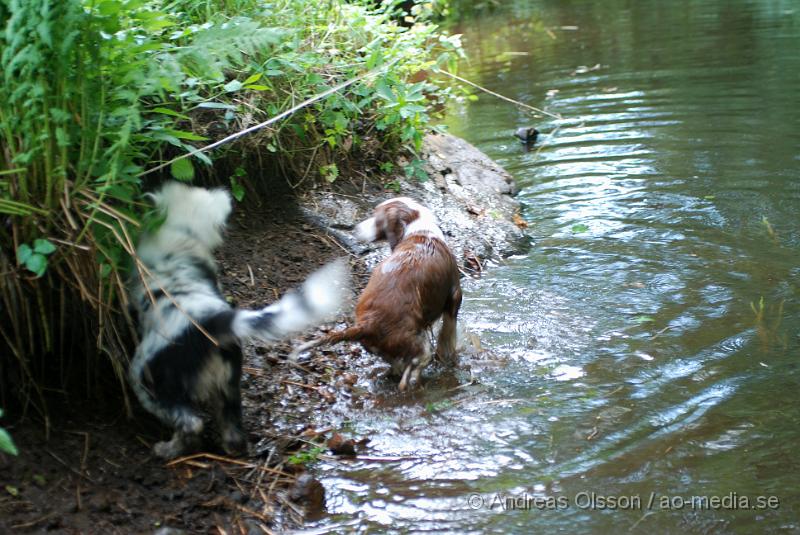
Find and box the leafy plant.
[287,445,325,465]
[403,157,429,182]
[0,409,18,456]
[229,167,246,202]
[16,239,57,278]
[320,163,340,183]
[0,0,463,412]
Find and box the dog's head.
[147,182,232,250]
[354,197,443,250]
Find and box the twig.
[166,452,291,477]
[322,454,424,462]
[10,512,58,530]
[139,59,400,178]
[437,69,562,120]
[247,264,255,286]
[281,379,321,391]
[650,325,672,340]
[45,449,95,483]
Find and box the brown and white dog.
[291,197,462,391]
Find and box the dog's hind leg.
[435,286,462,366]
[154,407,204,459]
[408,338,433,390]
[216,349,246,456]
[398,336,432,392]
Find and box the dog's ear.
[381,205,405,250]
[380,204,419,250]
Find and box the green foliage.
[229,167,246,202]
[16,239,57,278]
[0,409,18,456]
[0,0,463,409]
[287,445,325,465]
[320,163,340,183]
[571,223,589,233]
[403,158,429,182]
[425,399,454,414]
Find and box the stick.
[166,452,291,477]
[437,69,562,120]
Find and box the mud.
[0,133,526,533]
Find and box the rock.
[327,433,356,456]
[301,133,530,269]
[288,473,325,512]
[153,528,187,535]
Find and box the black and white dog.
[129,182,348,459]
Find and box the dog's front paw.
[153,439,184,459]
[222,429,247,457]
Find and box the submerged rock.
[288,473,325,512]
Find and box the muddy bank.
[0,134,527,533]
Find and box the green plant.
[0,409,18,456]
[0,0,463,412]
[16,239,57,278]
[385,180,402,193]
[425,399,454,414]
[403,157,429,181]
[287,445,325,465]
[320,163,340,183]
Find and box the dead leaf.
[327,433,356,456]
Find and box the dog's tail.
[288,324,365,362]
[232,259,349,342]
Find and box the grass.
[0,0,463,416]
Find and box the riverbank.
[0,134,528,533]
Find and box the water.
[305,1,800,532]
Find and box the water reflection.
[305,0,800,532]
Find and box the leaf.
[376,80,395,102]
[55,127,70,148]
[223,80,243,93]
[152,107,190,120]
[170,158,194,181]
[320,164,339,183]
[4,483,19,495]
[25,254,48,278]
[162,129,208,141]
[571,223,589,233]
[634,316,655,324]
[244,84,269,91]
[33,239,56,255]
[230,174,245,202]
[97,0,122,16]
[16,244,32,264]
[243,72,262,85]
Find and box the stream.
[305,1,800,532]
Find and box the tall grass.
[0,0,462,417]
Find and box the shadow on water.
[304,1,800,532]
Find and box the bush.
[0,0,462,412]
